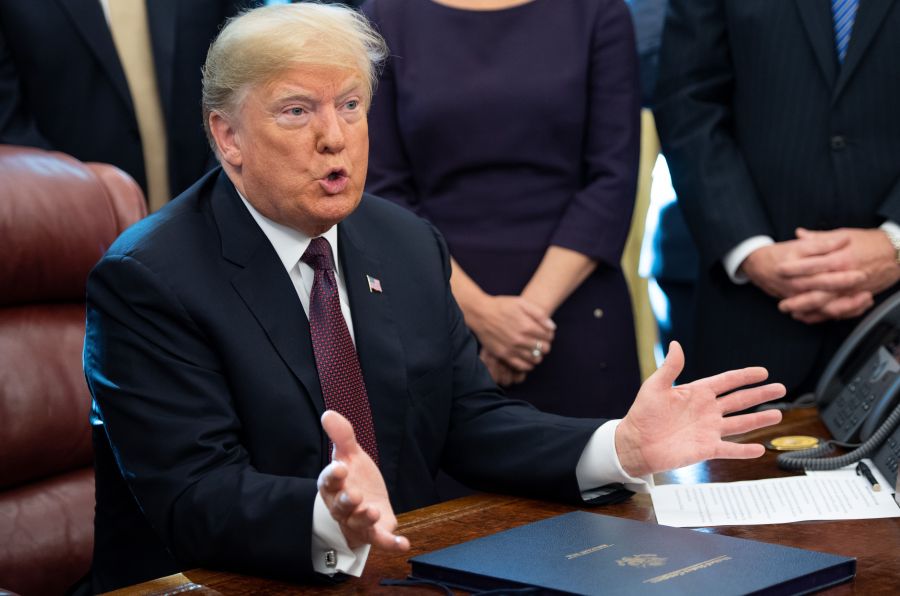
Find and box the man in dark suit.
[84,3,785,591]
[0,0,254,209]
[655,0,900,396]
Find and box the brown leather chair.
[0,145,146,596]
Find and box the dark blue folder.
[409,511,855,595]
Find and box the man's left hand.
[614,342,784,478]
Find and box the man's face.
[216,64,369,236]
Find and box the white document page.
[651,460,899,527]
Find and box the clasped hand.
[468,294,556,386]
[742,227,900,323]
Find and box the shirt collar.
[237,191,341,275]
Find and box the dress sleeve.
[548,0,640,267]
[362,1,423,215]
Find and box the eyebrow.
[272,81,364,106]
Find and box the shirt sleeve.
[575,420,653,495]
[311,493,370,577]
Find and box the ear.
[209,111,243,167]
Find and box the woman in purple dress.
[363,0,641,418]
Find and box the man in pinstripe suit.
[654,0,900,397]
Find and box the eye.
[288,106,305,116]
[345,100,360,111]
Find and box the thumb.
[321,410,360,458]
[649,341,684,389]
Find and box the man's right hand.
[740,236,861,299]
[318,411,410,552]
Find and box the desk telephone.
[777,291,900,491]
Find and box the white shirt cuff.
[723,236,774,284]
[575,420,653,496]
[311,492,370,577]
[880,221,900,236]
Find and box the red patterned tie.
[301,237,379,465]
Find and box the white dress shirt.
[239,194,650,578]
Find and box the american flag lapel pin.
[366,274,383,293]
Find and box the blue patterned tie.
[832,0,859,64]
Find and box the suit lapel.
[794,0,838,90]
[145,0,177,123]
[833,0,896,100]
[56,0,134,113]
[211,173,325,413]
[338,211,408,489]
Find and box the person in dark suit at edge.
[0,0,255,211]
[654,0,900,398]
[84,3,785,591]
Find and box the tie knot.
[301,237,335,272]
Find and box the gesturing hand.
[615,342,785,478]
[317,411,410,552]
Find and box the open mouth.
[319,168,349,194]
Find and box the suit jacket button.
[593,308,604,319]
[830,135,846,150]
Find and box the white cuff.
[576,420,653,496]
[311,492,370,577]
[880,221,900,236]
[723,236,774,284]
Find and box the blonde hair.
[201,2,388,148]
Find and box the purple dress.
[363,0,641,418]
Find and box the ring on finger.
[532,340,543,360]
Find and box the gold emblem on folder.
[616,554,667,568]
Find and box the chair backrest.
[0,145,146,596]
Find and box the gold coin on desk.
[767,435,820,451]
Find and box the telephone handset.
[777,291,900,487]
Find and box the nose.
[315,107,345,154]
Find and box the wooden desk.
[110,408,900,595]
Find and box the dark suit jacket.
[654,0,900,390]
[84,170,603,592]
[0,0,251,199]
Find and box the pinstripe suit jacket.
[654,0,900,391]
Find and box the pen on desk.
[856,461,881,492]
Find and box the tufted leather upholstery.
[0,145,146,596]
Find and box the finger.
[317,460,349,495]
[794,230,850,254]
[647,341,684,389]
[718,383,786,415]
[342,501,379,531]
[793,311,829,324]
[321,410,361,459]
[330,490,364,521]
[713,442,767,460]
[720,408,783,436]
[787,270,867,292]
[504,355,536,372]
[518,299,557,331]
[511,371,527,384]
[693,366,769,396]
[370,527,411,552]
[778,290,832,314]
[821,291,873,320]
